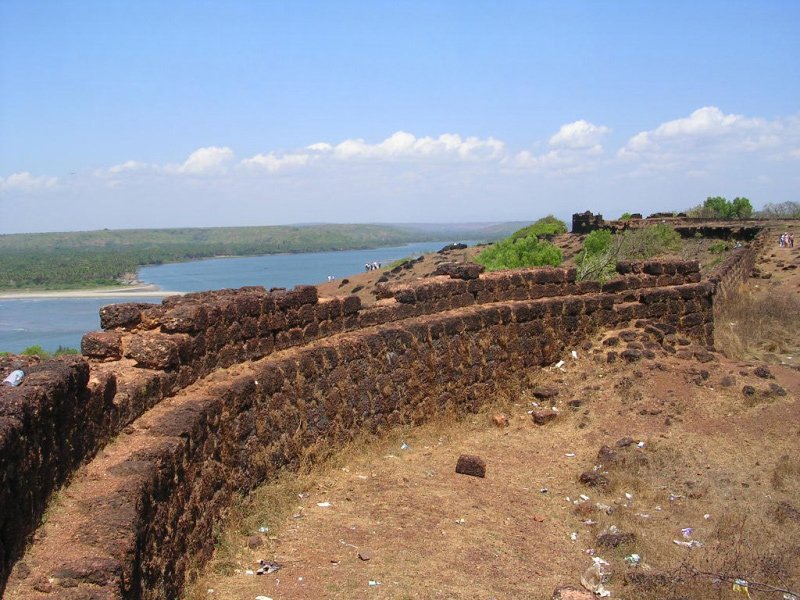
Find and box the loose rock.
[579,471,610,488]
[492,413,510,428]
[246,535,264,550]
[754,366,773,379]
[455,454,486,478]
[532,409,558,425]
[769,383,787,397]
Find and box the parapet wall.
[707,227,769,307]
[0,248,757,598]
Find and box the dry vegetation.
[715,287,800,365]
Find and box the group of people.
[364,261,381,271]
[779,232,794,248]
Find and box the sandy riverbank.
[0,284,185,300]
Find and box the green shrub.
[21,345,51,359]
[709,241,730,254]
[583,229,613,256]
[576,224,681,281]
[475,235,562,271]
[619,212,633,221]
[509,215,567,241]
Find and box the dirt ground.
[188,226,800,600]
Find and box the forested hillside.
[0,222,521,290]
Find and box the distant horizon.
[0,219,553,237]
[1,1,797,233]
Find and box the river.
[0,241,466,353]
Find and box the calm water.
[0,241,466,353]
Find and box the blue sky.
[1,0,798,233]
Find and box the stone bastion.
[0,227,766,599]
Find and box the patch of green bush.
[475,235,562,271]
[576,224,681,281]
[709,241,730,254]
[21,345,51,359]
[509,215,567,241]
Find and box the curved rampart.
[1,246,762,598]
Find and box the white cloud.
[241,152,310,172]
[619,106,783,158]
[242,131,506,172]
[168,146,235,174]
[549,120,611,149]
[510,119,609,174]
[107,160,149,174]
[0,171,57,191]
[329,131,505,161]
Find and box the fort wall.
[0,242,762,598]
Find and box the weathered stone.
[754,366,773,379]
[720,375,736,387]
[81,331,123,360]
[532,386,559,399]
[606,351,618,363]
[579,471,610,488]
[597,445,619,463]
[620,349,642,362]
[99,302,155,330]
[126,334,181,369]
[742,385,757,397]
[431,262,485,280]
[492,413,510,427]
[455,454,486,478]
[160,305,208,333]
[769,383,787,396]
[532,409,558,425]
[694,350,714,363]
[246,535,264,549]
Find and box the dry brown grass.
[183,394,519,600]
[715,286,800,362]
[593,442,800,600]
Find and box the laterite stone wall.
[0,244,764,598]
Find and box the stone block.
[99,302,156,330]
[81,331,123,360]
[126,334,181,369]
